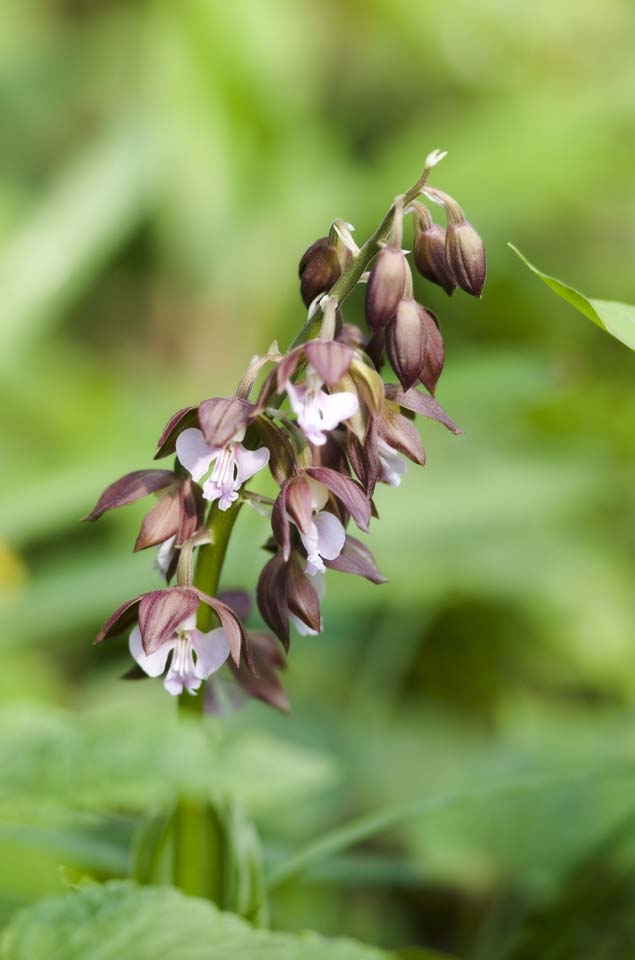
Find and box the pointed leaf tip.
[509,243,635,351]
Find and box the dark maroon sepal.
[304,340,353,386]
[305,467,371,532]
[324,535,387,584]
[155,406,200,459]
[380,413,426,466]
[346,419,380,498]
[134,488,181,552]
[275,347,303,392]
[95,594,144,645]
[198,396,255,448]
[230,631,289,714]
[257,553,290,650]
[287,554,321,633]
[138,587,200,655]
[418,308,445,396]
[385,385,462,434]
[195,589,250,670]
[84,470,174,521]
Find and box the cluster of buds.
[87,151,484,712]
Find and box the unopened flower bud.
[365,247,407,332]
[445,220,486,298]
[413,221,457,296]
[386,298,428,392]
[299,237,342,307]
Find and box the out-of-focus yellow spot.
[0,541,26,594]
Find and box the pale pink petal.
[191,627,231,679]
[154,536,176,578]
[313,511,346,561]
[203,482,240,510]
[287,381,328,445]
[129,625,173,678]
[308,569,326,599]
[175,428,217,482]
[285,380,307,418]
[299,521,324,575]
[290,613,321,636]
[306,477,329,513]
[164,667,201,696]
[315,390,359,431]
[377,439,407,487]
[233,443,270,485]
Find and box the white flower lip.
[286,368,358,447]
[129,621,231,696]
[176,427,269,510]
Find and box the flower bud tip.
[424,149,448,169]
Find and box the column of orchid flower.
[87,148,485,746]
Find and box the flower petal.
[176,428,217,482]
[129,626,173,678]
[155,536,177,579]
[290,613,320,636]
[233,443,270,485]
[313,510,346,561]
[285,380,306,419]
[377,439,407,487]
[315,390,359,431]
[164,667,201,696]
[191,627,231,679]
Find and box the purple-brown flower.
[84,469,205,573]
[155,396,270,510]
[276,340,359,447]
[96,586,250,696]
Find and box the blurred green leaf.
[509,244,635,350]
[0,703,337,824]
[266,757,635,892]
[0,121,157,361]
[0,881,393,960]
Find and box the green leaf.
[508,243,635,350]
[0,881,392,960]
[266,761,635,891]
[0,703,337,824]
[0,121,158,360]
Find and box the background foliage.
[1,1,634,957]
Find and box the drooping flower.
[286,367,358,446]
[84,469,205,564]
[262,340,358,447]
[129,613,230,696]
[155,396,270,510]
[176,427,269,510]
[96,586,251,696]
[271,468,370,567]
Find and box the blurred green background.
[1,1,635,957]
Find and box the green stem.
[172,499,242,897]
[290,158,439,349]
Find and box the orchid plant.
[85,149,485,904]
